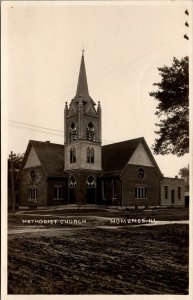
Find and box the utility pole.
[10,151,15,214]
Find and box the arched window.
[69,176,77,187]
[70,147,76,163]
[91,148,94,163]
[135,185,148,199]
[86,175,96,187]
[69,122,77,142]
[86,147,94,164]
[86,122,96,141]
[87,147,90,163]
[70,148,73,163]
[73,148,76,163]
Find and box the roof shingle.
[29,140,64,177]
[102,138,142,173]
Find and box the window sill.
[53,198,63,201]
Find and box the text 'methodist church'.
[18,52,185,208]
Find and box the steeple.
[75,50,90,102]
[64,51,102,173]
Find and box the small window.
[86,147,94,164]
[165,186,168,199]
[30,170,36,181]
[87,147,91,163]
[137,168,144,180]
[69,176,77,187]
[54,186,63,200]
[86,175,95,187]
[91,148,94,163]
[29,187,37,199]
[70,147,76,163]
[178,187,181,199]
[73,148,76,163]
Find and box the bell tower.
[64,51,102,171]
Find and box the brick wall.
[161,177,185,206]
[19,167,46,207]
[121,165,161,207]
[47,177,68,206]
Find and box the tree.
[178,166,189,191]
[8,153,24,209]
[149,56,189,156]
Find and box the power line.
[9,124,64,137]
[9,120,114,144]
[9,120,63,133]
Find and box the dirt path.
[8,224,189,294]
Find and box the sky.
[2,0,192,177]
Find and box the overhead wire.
[9,120,63,133]
[9,120,114,144]
[9,124,64,137]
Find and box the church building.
[18,52,185,208]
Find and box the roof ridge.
[102,137,143,148]
[29,140,63,147]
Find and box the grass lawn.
[8,207,189,294]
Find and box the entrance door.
[171,189,175,204]
[86,188,96,204]
[69,188,76,204]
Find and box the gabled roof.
[20,140,64,177]
[102,137,162,177]
[102,138,142,173]
[19,137,162,179]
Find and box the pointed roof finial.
[65,101,68,109]
[73,51,95,106]
[97,101,101,113]
[75,51,89,100]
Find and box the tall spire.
[75,50,89,102]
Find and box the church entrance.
[86,188,96,204]
[86,175,96,204]
[69,188,76,204]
